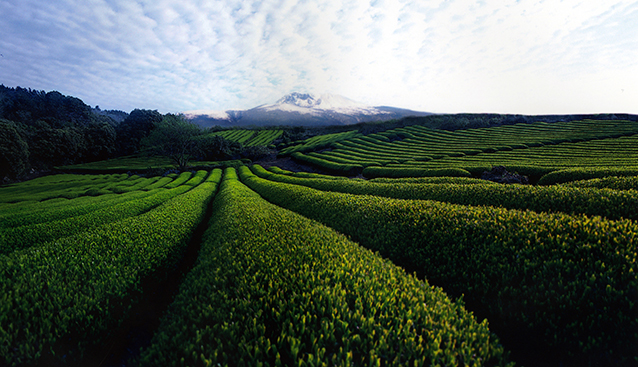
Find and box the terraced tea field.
[287,119,638,178]
[1,120,637,366]
[207,129,283,146]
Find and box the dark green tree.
[116,109,162,155]
[196,134,243,161]
[84,122,116,161]
[27,126,85,168]
[142,114,202,169]
[0,119,29,179]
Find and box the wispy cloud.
[0,0,636,114]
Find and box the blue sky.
[1,0,637,114]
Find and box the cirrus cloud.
[0,0,636,114]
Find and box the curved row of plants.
[0,184,195,254]
[563,175,638,190]
[282,120,638,179]
[0,170,221,366]
[386,135,638,176]
[239,166,638,366]
[208,129,283,147]
[0,173,130,203]
[0,190,146,230]
[279,130,361,154]
[139,168,511,366]
[251,165,638,221]
[0,174,183,228]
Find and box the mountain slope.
[184,93,431,127]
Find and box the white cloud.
[0,0,636,114]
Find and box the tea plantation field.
[287,119,638,178]
[1,120,637,366]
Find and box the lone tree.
[142,114,202,170]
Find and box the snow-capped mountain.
[260,93,385,116]
[184,92,431,127]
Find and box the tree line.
[0,86,272,181]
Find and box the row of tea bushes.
[104,176,161,193]
[314,149,400,167]
[267,166,348,180]
[0,170,221,366]
[251,165,638,221]
[362,166,472,179]
[291,152,362,175]
[564,175,638,191]
[267,165,490,185]
[0,185,193,255]
[164,171,194,188]
[143,175,175,190]
[538,167,638,185]
[369,176,497,185]
[240,167,638,365]
[298,120,638,173]
[204,129,284,147]
[139,168,511,366]
[0,174,174,229]
[0,173,128,203]
[245,129,284,146]
[0,192,134,230]
[280,130,362,154]
[55,155,174,172]
[384,135,638,179]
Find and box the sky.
[1,0,637,115]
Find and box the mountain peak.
[276,92,320,107]
[269,92,369,111]
[184,92,431,127]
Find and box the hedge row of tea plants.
[0,170,221,366]
[183,170,209,186]
[0,185,193,255]
[143,175,175,190]
[267,166,348,180]
[56,155,175,172]
[245,129,283,146]
[369,176,497,185]
[291,152,362,175]
[280,130,362,154]
[207,129,283,146]
[362,166,472,178]
[240,167,638,365]
[0,192,137,229]
[0,173,128,203]
[207,129,256,144]
[385,135,638,178]
[310,150,395,167]
[164,171,194,188]
[295,120,638,177]
[564,175,638,191]
[251,165,638,221]
[0,174,158,229]
[139,168,511,366]
[105,176,161,193]
[538,167,638,185]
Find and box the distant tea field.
[1,120,637,366]
[287,119,638,179]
